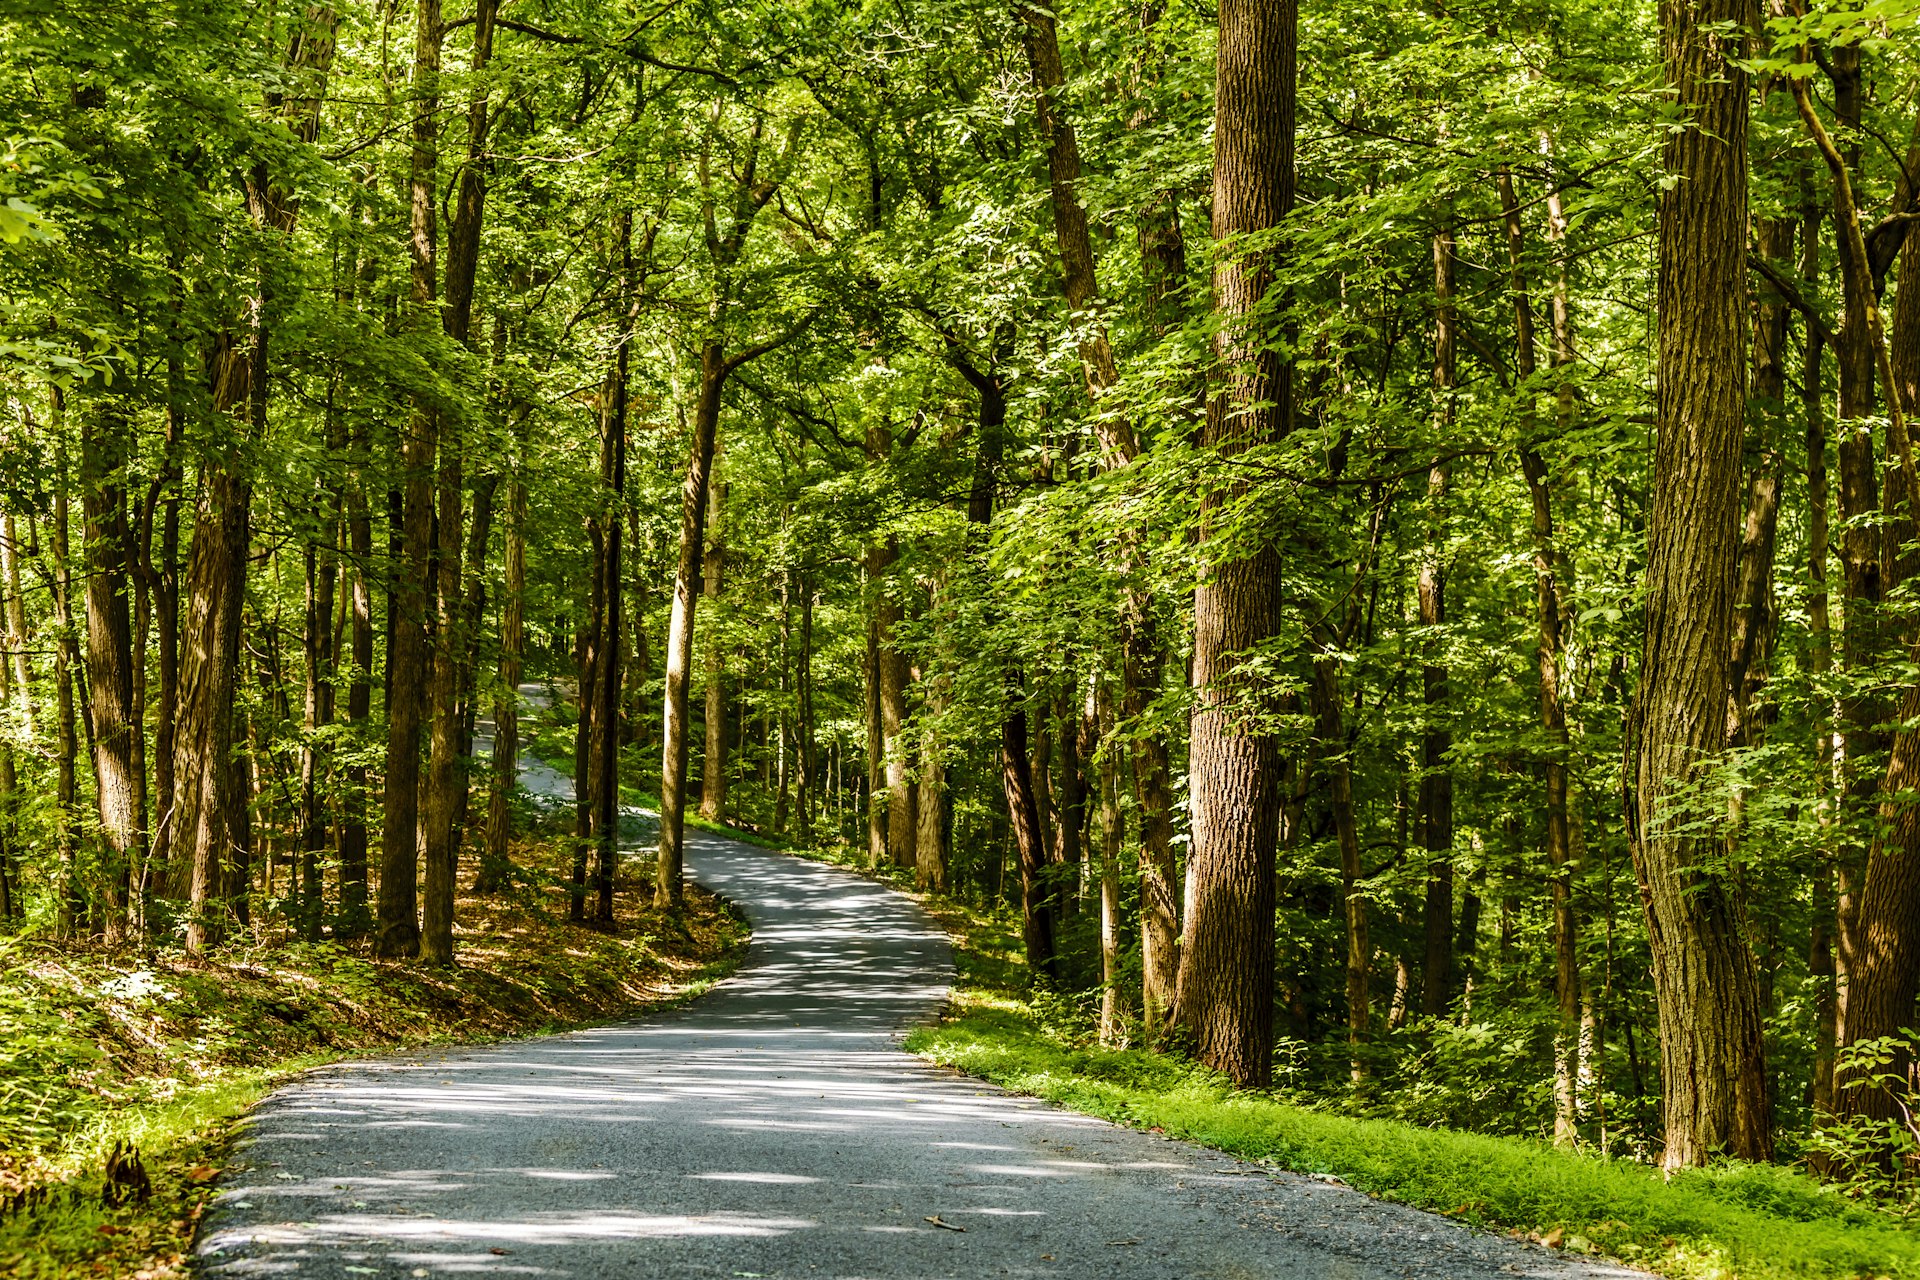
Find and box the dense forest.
[5,0,1920,1192]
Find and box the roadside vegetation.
[759,835,1919,1280]
[0,833,747,1280]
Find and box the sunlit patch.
[687,1172,821,1184]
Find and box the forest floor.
[770,844,1920,1280]
[0,835,748,1280]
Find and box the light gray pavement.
[197,720,1642,1279]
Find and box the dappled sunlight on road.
[200,818,1638,1280]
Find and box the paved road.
[199,830,1641,1279]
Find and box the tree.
[1170,0,1297,1090]
[1627,0,1770,1167]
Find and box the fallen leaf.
[1106,1238,1141,1247]
[924,1215,966,1232]
[489,1248,510,1256]
[96,1224,122,1236]
[1543,1227,1566,1249]
[186,1167,218,1183]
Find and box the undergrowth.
[0,833,748,1279]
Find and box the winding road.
[198,718,1640,1278]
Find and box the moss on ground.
[0,833,748,1279]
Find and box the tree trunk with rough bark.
[1169,0,1295,1090]
[1630,0,1771,1166]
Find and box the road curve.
[198,830,1640,1279]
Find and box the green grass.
[908,1002,1918,1279]
[753,832,1917,1280]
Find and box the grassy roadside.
[729,832,1916,1280]
[0,834,749,1280]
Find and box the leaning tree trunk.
[1629,0,1771,1167]
[1169,0,1296,1090]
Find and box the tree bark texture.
[1630,0,1771,1166]
[1170,0,1296,1090]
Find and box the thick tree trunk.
[1630,1,1771,1166]
[1169,0,1295,1090]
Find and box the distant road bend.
[200,818,1641,1277]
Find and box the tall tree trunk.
[0,512,26,927]
[83,407,141,944]
[774,567,792,836]
[171,3,335,955]
[417,0,497,964]
[863,547,889,864]
[1096,682,1126,1045]
[377,0,442,958]
[50,434,82,938]
[1020,4,1180,1019]
[1418,224,1455,1018]
[338,414,375,933]
[1002,689,1059,983]
[480,410,528,893]
[1630,1,1771,1166]
[1803,82,1920,1134]
[591,220,633,924]
[298,537,336,942]
[1313,641,1367,1081]
[1808,173,1836,1106]
[796,569,816,843]
[658,345,726,909]
[1825,45,1880,1035]
[700,480,729,822]
[1497,164,1581,1145]
[1169,0,1296,1090]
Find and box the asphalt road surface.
[198,825,1643,1279]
